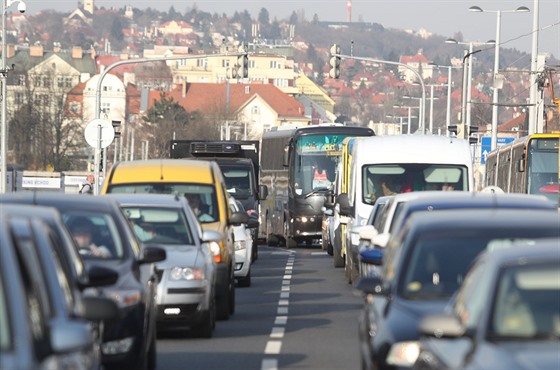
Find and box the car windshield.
[63,212,124,259]
[222,167,252,198]
[489,263,560,340]
[122,206,195,245]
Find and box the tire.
[267,233,279,246]
[286,237,298,248]
[216,281,230,320]
[333,249,344,267]
[237,269,251,287]
[192,296,215,338]
[228,275,236,315]
[327,243,333,256]
[252,239,258,262]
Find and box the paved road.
[157,245,363,370]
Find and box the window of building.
[270,61,282,69]
[249,60,256,69]
[101,102,111,115]
[222,59,230,68]
[252,106,260,114]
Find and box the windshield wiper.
[305,188,329,198]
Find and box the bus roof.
[262,125,374,140]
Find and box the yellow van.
[101,159,238,320]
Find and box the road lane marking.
[261,359,278,370]
[274,316,288,325]
[277,306,288,315]
[280,292,290,299]
[265,341,282,354]
[270,327,285,338]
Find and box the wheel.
[216,280,230,320]
[333,249,344,267]
[327,243,333,256]
[286,237,298,249]
[267,233,279,246]
[228,273,236,315]
[146,327,157,370]
[192,295,215,338]
[252,239,258,262]
[237,269,251,287]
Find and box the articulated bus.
[484,133,559,203]
[260,125,375,248]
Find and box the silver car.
[108,193,221,338]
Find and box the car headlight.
[234,240,247,251]
[101,336,135,354]
[386,341,420,367]
[106,289,142,308]
[208,241,222,263]
[170,266,204,281]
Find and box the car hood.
[388,298,448,342]
[478,341,560,370]
[155,245,201,269]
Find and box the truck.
[170,140,268,261]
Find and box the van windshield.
[362,164,468,204]
[108,183,219,223]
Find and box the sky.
[25,0,560,60]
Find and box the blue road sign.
[480,136,515,164]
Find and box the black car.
[0,193,166,370]
[357,192,557,280]
[0,210,119,370]
[416,239,560,370]
[356,208,560,370]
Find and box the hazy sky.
[26,0,559,62]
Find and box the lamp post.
[402,96,423,133]
[425,84,443,134]
[1,0,26,193]
[430,63,462,131]
[469,5,529,150]
[394,104,419,134]
[445,39,495,130]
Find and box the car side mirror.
[138,245,166,264]
[358,225,377,243]
[50,321,94,354]
[336,193,352,216]
[230,211,249,226]
[82,264,119,289]
[201,230,223,243]
[360,248,383,266]
[354,275,387,295]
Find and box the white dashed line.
[261,252,295,370]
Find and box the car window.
[490,263,560,338]
[122,206,195,245]
[453,259,489,329]
[63,212,124,259]
[44,231,75,311]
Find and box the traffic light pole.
[330,51,426,133]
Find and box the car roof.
[107,159,217,184]
[481,238,560,266]
[0,191,121,212]
[400,191,556,211]
[105,193,188,207]
[404,208,560,233]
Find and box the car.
[0,203,120,367]
[0,210,119,370]
[416,239,560,370]
[107,193,221,338]
[101,159,238,321]
[355,208,560,370]
[228,196,257,287]
[0,192,166,370]
[356,192,557,279]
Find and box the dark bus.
[260,125,375,247]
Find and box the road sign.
[84,119,115,149]
[480,136,515,164]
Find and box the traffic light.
[329,44,341,79]
[467,125,479,137]
[236,44,248,79]
[448,124,466,139]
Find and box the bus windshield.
[362,164,468,204]
[292,133,348,195]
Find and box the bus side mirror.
[337,193,352,216]
[259,185,269,200]
[517,159,525,173]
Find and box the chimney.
[29,45,44,57]
[71,47,83,59]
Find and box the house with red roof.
[398,50,434,83]
[147,82,309,139]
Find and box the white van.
[337,134,474,283]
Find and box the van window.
[222,167,252,197]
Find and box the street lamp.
[445,38,495,130]
[395,103,420,134]
[1,0,26,193]
[469,5,529,150]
